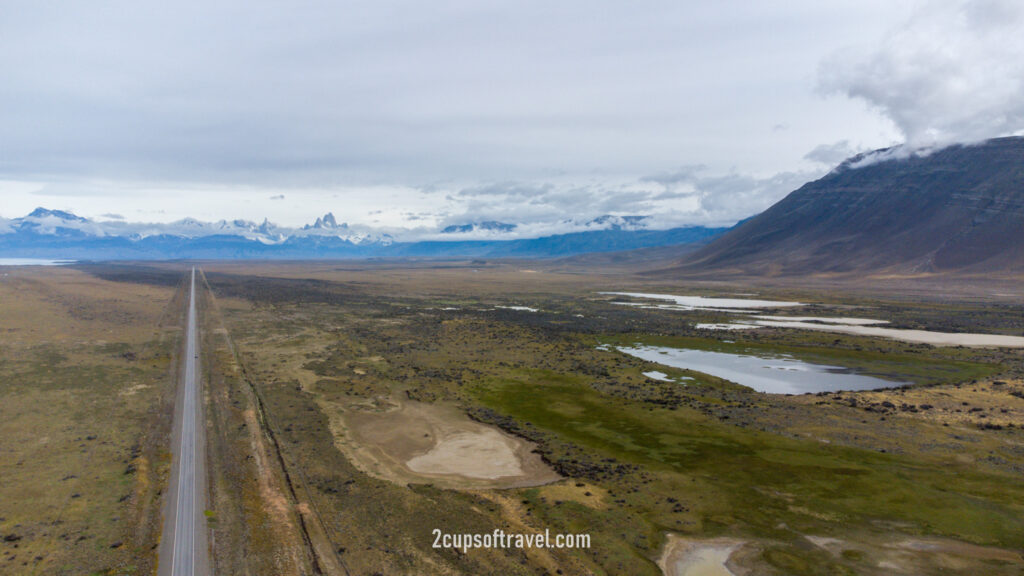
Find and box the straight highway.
[159,267,208,576]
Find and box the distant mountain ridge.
[0,208,728,260]
[438,215,649,235]
[0,208,380,244]
[441,221,517,234]
[672,136,1024,275]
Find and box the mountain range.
[672,136,1024,275]
[0,209,726,260]
[6,136,1021,267]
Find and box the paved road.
[159,268,208,576]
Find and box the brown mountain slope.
[667,136,1024,276]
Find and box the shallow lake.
[603,292,1024,348]
[618,345,907,394]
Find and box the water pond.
[618,345,907,394]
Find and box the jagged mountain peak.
[306,212,346,230]
[0,207,727,260]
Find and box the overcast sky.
[2,0,1022,233]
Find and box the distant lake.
[617,345,906,394]
[0,258,75,266]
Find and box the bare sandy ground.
[806,534,1023,573]
[657,535,744,576]
[695,318,1024,347]
[407,428,525,478]
[329,397,560,489]
[752,320,1024,347]
[658,531,1023,575]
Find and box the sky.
[2,0,1022,236]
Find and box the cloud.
[639,165,706,188]
[819,0,1024,148]
[804,140,860,165]
[691,171,818,222]
[436,165,822,235]
[1,162,826,238]
[5,2,912,230]
[1,1,907,195]
[455,182,553,198]
[638,165,824,223]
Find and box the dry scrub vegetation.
[175,261,1023,576]
[0,267,179,574]
[19,261,1019,575]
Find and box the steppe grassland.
[200,262,1024,575]
[0,267,178,575]
[208,283,594,575]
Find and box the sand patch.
[895,538,1022,563]
[658,535,744,576]
[806,533,1023,573]
[407,429,524,478]
[119,383,151,396]
[332,398,560,489]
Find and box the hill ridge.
[668,136,1024,276]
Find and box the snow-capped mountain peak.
[0,207,725,260]
[27,207,88,222]
[440,221,517,234]
[16,207,107,237]
[582,215,649,230]
[0,208,386,246]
